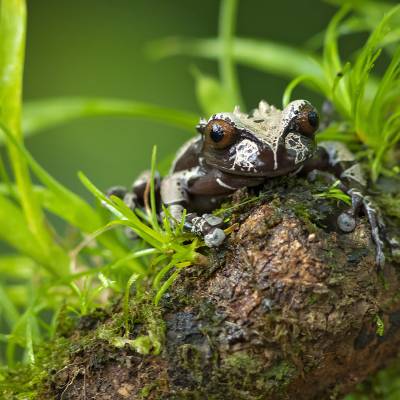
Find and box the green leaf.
[0,283,20,329]
[123,273,139,334]
[0,124,132,267]
[0,0,61,268]
[218,0,243,108]
[314,180,352,206]
[0,123,101,233]
[149,146,161,231]
[149,37,324,85]
[20,97,198,137]
[154,269,181,306]
[322,5,353,118]
[349,6,400,140]
[78,172,165,248]
[282,75,324,107]
[0,0,25,135]
[0,255,34,280]
[0,194,54,272]
[192,69,237,115]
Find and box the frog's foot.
[337,189,385,267]
[185,213,226,247]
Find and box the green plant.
[152,1,400,181]
[314,180,352,205]
[0,0,399,390]
[0,0,203,370]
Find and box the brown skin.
[109,100,385,261]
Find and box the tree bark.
[47,179,400,400]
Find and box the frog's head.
[196,100,319,177]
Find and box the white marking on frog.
[216,178,236,190]
[230,139,260,172]
[285,132,310,164]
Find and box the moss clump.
[97,294,165,355]
[0,293,165,399]
[0,336,70,399]
[220,352,297,398]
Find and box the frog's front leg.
[304,141,385,266]
[161,166,263,247]
[160,166,226,247]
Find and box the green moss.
[377,193,400,220]
[138,382,159,399]
[177,344,205,384]
[0,336,70,399]
[0,293,165,399]
[374,315,385,337]
[97,294,165,355]
[307,293,319,305]
[290,201,318,233]
[221,352,297,397]
[265,361,296,384]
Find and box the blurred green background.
[23,0,337,197]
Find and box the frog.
[108,100,386,267]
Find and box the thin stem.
[218,0,243,108]
[0,0,67,273]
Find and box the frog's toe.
[184,213,226,246]
[204,228,226,247]
[202,214,224,228]
[337,212,356,232]
[188,213,224,236]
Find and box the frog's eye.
[205,120,236,149]
[295,107,319,137]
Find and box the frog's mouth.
[205,135,315,177]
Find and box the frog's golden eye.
[295,106,319,137]
[205,120,237,149]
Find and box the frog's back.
[170,136,203,173]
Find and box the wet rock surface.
[48,180,400,400]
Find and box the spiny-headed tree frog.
[109,100,385,266]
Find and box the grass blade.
[0,283,20,329]
[149,37,324,85]
[0,193,57,273]
[154,269,180,306]
[149,146,161,232]
[192,68,237,115]
[0,0,61,267]
[218,0,243,108]
[21,97,198,137]
[0,123,100,232]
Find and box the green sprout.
[375,314,385,337]
[314,180,352,205]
